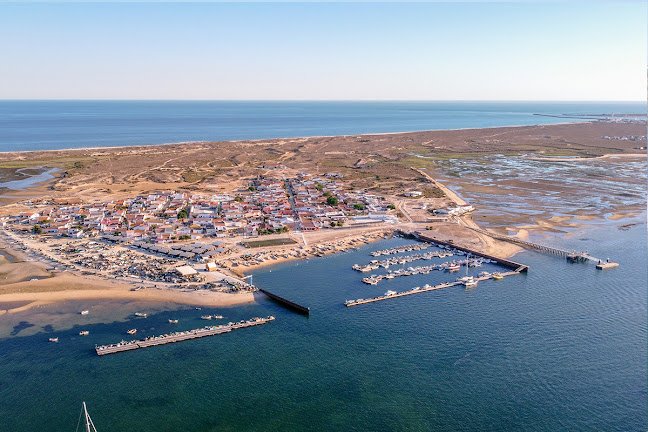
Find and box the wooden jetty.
[95,316,274,356]
[345,271,521,307]
[457,227,619,269]
[259,288,310,315]
[415,231,529,272]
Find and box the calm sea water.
[0,101,644,152]
[0,217,645,431]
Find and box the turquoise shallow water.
[0,100,643,152]
[0,216,645,431]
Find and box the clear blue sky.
[0,2,645,100]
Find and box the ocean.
[0,217,645,431]
[0,100,644,152]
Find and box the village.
[0,172,475,293]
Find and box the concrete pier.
[96,316,275,356]
[345,271,520,307]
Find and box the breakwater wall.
[258,288,311,315]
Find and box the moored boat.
[201,315,212,320]
[80,310,89,315]
[49,337,58,343]
[168,319,179,324]
[79,330,90,336]
[127,329,137,335]
[134,312,147,318]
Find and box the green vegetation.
[32,225,42,234]
[234,196,243,202]
[326,196,338,206]
[242,238,297,248]
[353,203,364,210]
[177,209,188,219]
[179,234,191,240]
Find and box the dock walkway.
[96,316,275,356]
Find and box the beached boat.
[79,331,90,336]
[49,337,58,343]
[80,310,89,315]
[127,329,137,335]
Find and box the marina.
[415,231,530,272]
[360,258,492,285]
[346,270,522,307]
[95,316,275,356]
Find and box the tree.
[33,225,42,234]
[353,203,364,210]
[337,220,344,227]
[388,204,396,210]
[179,234,191,240]
[326,196,338,206]
[177,209,188,219]
[315,183,324,192]
[234,196,243,202]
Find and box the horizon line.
[0,99,645,103]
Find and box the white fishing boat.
[127,329,137,335]
[134,312,147,318]
[79,331,89,336]
[201,315,212,320]
[168,319,179,324]
[80,310,89,315]
[49,337,58,343]
[76,401,98,432]
[212,315,224,319]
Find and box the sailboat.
[76,402,98,432]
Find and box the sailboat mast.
[82,401,97,432]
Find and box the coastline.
[0,120,591,156]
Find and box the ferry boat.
[80,310,89,315]
[79,330,90,336]
[134,312,147,318]
[168,319,179,324]
[127,329,137,335]
[49,337,58,343]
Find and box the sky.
[0,2,645,101]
